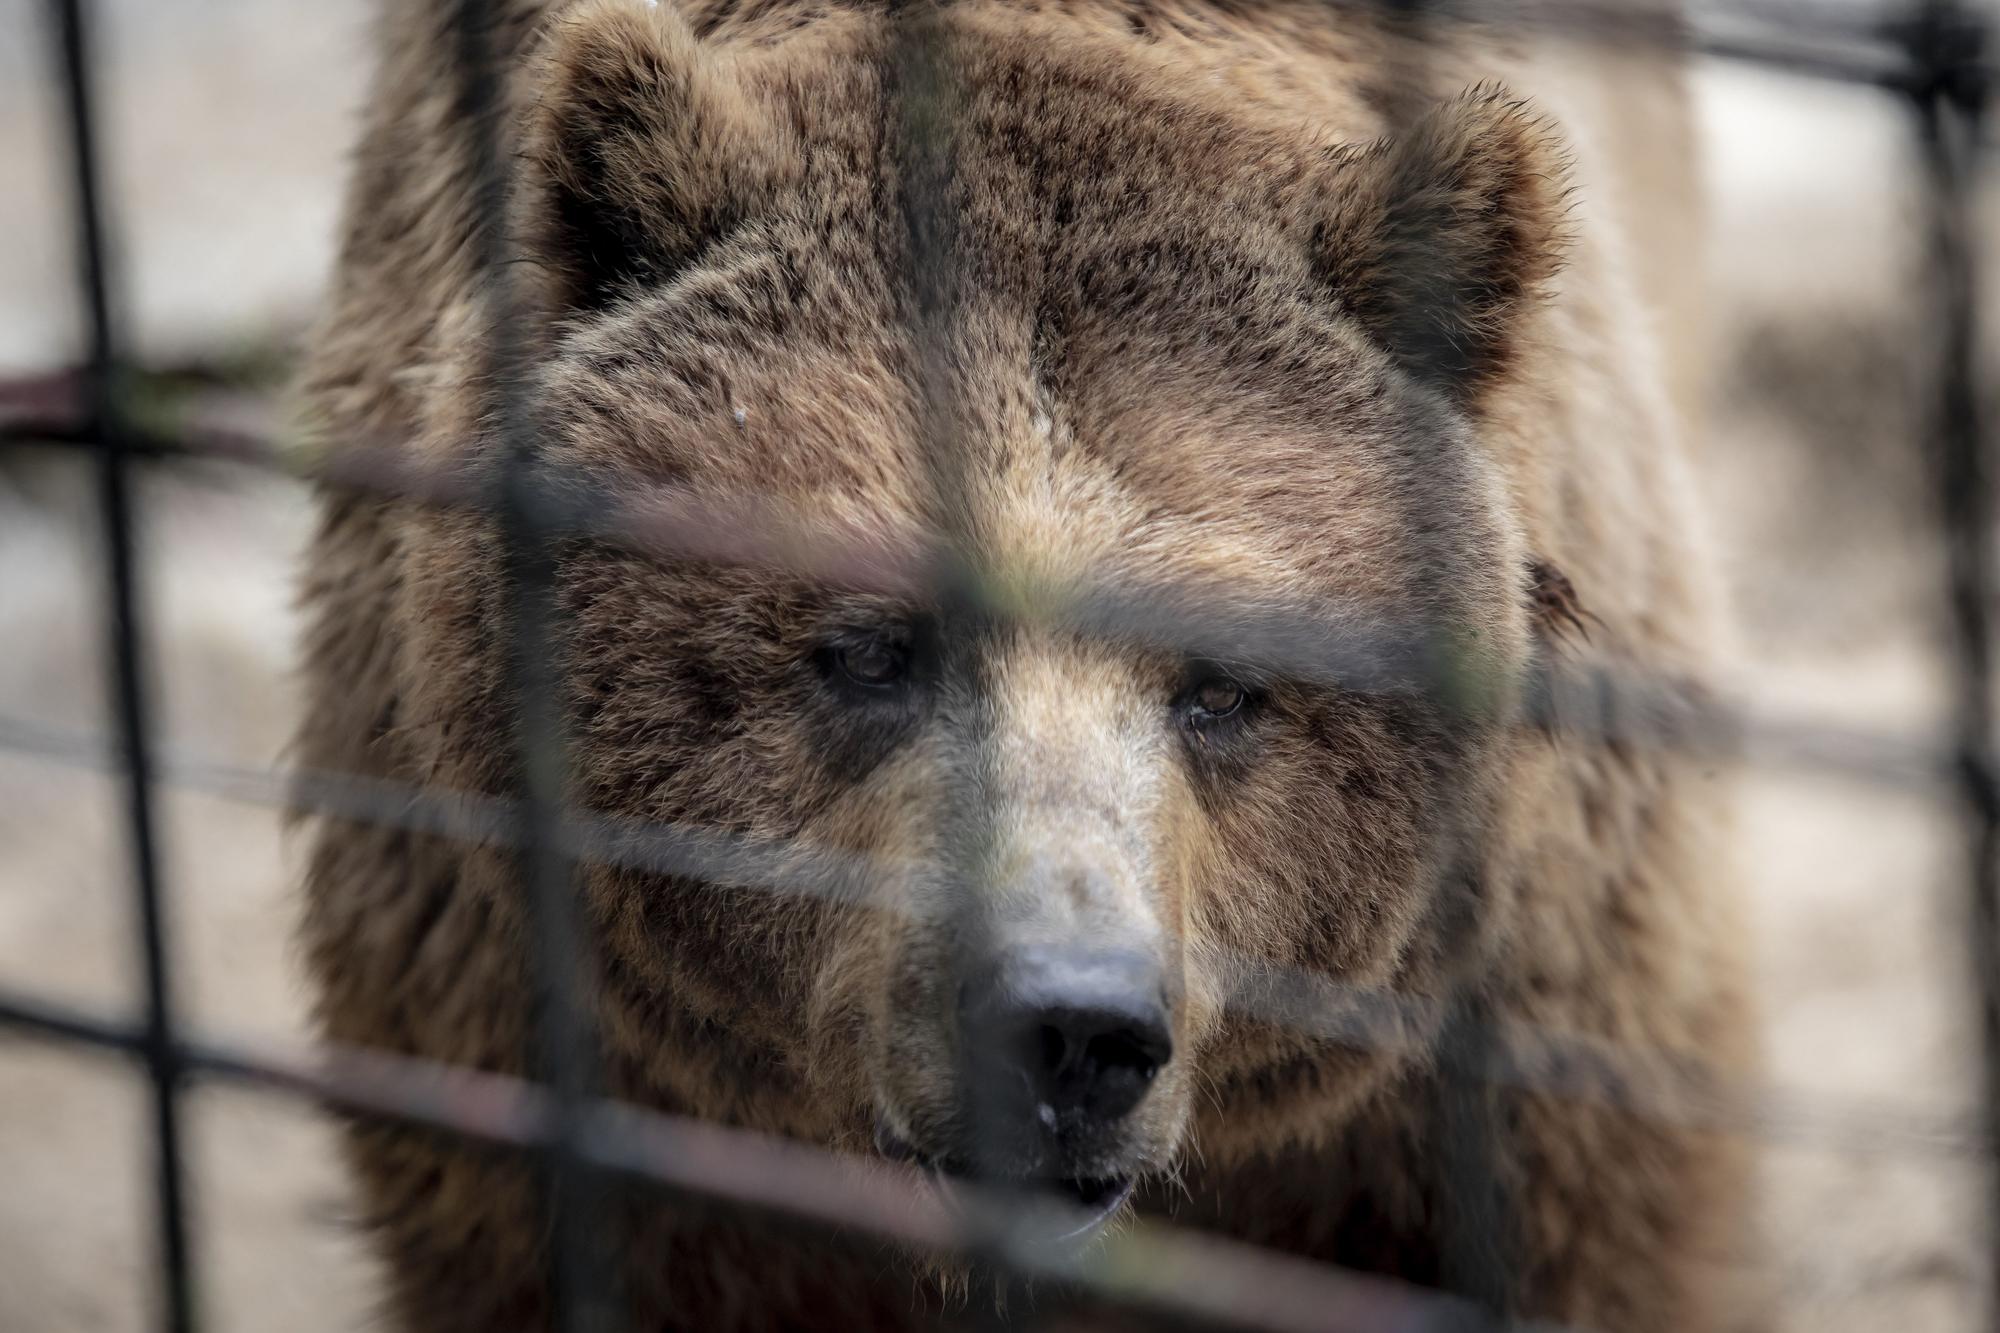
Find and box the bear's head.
[391,0,1570,1235]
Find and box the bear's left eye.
[1180,672,1249,726]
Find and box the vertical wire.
[1912,3,1999,1327]
[1366,0,1515,1324]
[446,2,620,1329]
[42,1,198,1329]
[888,10,1020,1327]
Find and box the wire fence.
[1,0,1995,1329]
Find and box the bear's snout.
[958,945,1174,1137]
[872,936,1183,1237]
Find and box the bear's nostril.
[1041,1009,1170,1123]
[1038,1022,1073,1078]
[1084,1027,1165,1081]
[961,946,1176,1130]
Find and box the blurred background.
[0,0,1994,1328]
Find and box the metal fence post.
[445,2,620,1329]
[41,0,199,1329]
[1911,2,1998,1327]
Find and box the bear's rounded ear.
[518,0,787,313]
[1311,88,1571,406]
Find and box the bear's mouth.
[873,1123,1137,1244]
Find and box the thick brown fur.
[293,1,1755,1329]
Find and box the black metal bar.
[0,668,1959,809]
[40,1,199,1330]
[9,375,2000,795]
[444,1,619,1329]
[1912,4,2000,1329]
[12,701,2000,1171]
[884,14,1032,1326]
[0,987,150,1055]
[1368,0,1514,1322]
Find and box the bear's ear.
[519,0,785,312]
[1311,88,1571,405]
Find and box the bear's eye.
[1181,672,1249,726]
[832,635,909,690]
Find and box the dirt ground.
[0,2,1993,1329]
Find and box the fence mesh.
[2,0,1996,1329]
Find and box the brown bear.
[292,0,1754,1328]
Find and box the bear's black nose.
[961,946,1173,1128]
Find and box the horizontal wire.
[0,710,1980,1161]
[0,985,1557,1333]
[0,371,1984,797]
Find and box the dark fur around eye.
[816,623,929,701]
[835,637,908,688]
[802,625,934,785]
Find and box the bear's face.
[394,0,1564,1226]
